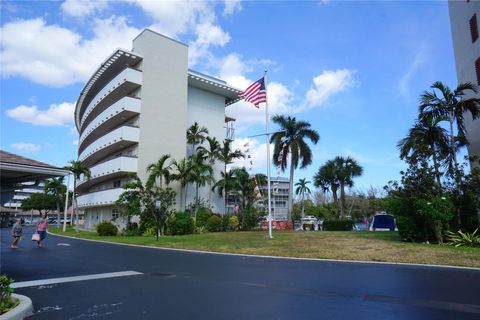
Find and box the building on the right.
[449,0,480,168]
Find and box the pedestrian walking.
[11,218,23,249]
[35,212,48,247]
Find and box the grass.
[48,227,480,268]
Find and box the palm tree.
[216,140,244,214]
[44,177,66,228]
[170,158,193,210]
[397,115,449,186]
[189,153,214,218]
[333,156,363,217]
[314,160,340,212]
[64,160,90,226]
[270,115,320,220]
[197,136,221,203]
[146,154,172,189]
[419,81,480,175]
[187,122,209,155]
[295,178,311,219]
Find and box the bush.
[446,229,480,247]
[228,215,239,231]
[206,215,222,232]
[167,213,195,235]
[396,216,419,242]
[96,221,118,236]
[124,222,142,237]
[323,219,353,231]
[0,276,15,315]
[196,209,211,228]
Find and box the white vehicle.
[301,216,319,231]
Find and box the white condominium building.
[74,29,241,229]
[449,0,480,167]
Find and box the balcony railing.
[80,68,142,130]
[79,97,141,151]
[78,126,139,166]
[77,188,124,209]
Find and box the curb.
[48,231,480,272]
[0,294,33,320]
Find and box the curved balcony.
[76,156,137,192]
[77,188,124,209]
[79,126,139,167]
[80,68,142,131]
[79,97,141,153]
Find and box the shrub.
[323,219,353,231]
[206,215,222,232]
[228,215,239,231]
[446,229,480,247]
[396,216,419,242]
[96,221,118,236]
[124,222,142,237]
[196,209,211,228]
[143,227,156,237]
[168,213,195,235]
[0,276,15,315]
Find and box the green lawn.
[48,227,480,268]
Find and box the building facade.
[259,177,290,221]
[75,29,241,229]
[449,0,480,168]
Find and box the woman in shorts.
[36,212,48,247]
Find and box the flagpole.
[264,69,273,239]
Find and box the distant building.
[260,176,290,221]
[3,181,46,210]
[74,29,242,229]
[449,0,480,168]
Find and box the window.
[113,180,121,188]
[471,14,479,43]
[112,209,119,220]
[475,57,480,85]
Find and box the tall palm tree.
[270,115,320,220]
[295,178,311,219]
[333,156,363,217]
[313,160,340,212]
[216,139,244,214]
[397,115,449,186]
[146,154,172,189]
[187,122,209,155]
[64,160,90,226]
[189,153,214,218]
[44,177,66,228]
[419,81,480,175]
[197,136,221,203]
[170,158,193,210]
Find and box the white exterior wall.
[84,206,128,230]
[186,86,226,212]
[449,1,480,167]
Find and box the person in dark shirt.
[11,218,23,249]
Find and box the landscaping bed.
[49,228,480,268]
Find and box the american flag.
[239,77,267,108]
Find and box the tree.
[397,115,449,187]
[187,122,209,155]
[21,193,57,213]
[189,153,214,219]
[197,136,221,203]
[64,160,90,226]
[44,177,67,228]
[295,178,311,219]
[270,115,320,220]
[216,139,244,214]
[146,154,172,189]
[170,158,193,210]
[314,160,340,214]
[419,81,480,176]
[333,156,363,217]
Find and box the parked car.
[369,213,397,231]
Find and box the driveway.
[1,227,479,319]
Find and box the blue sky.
[0,0,463,193]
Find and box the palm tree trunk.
[288,164,294,221]
[340,182,346,218]
[71,180,76,226]
[57,202,60,229]
[195,182,199,223]
[301,192,305,219]
[431,148,442,188]
[449,111,458,171]
[331,186,339,215]
[179,187,183,211]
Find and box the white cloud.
[10,143,41,153]
[399,49,427,97]
[230,137,274,173]
[73,139,79,145]
[0,17,140,87]
[61,0,108,17]
[6,102,75,126]
[189,23,231,65]
[302,69,357,110]
[223,0,242,16]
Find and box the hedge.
[323,219,353,231]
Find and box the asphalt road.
[1,227,479,320]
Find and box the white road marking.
[56,243,71,246]
[11,271,142,289]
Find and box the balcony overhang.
[188,70,243,107]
